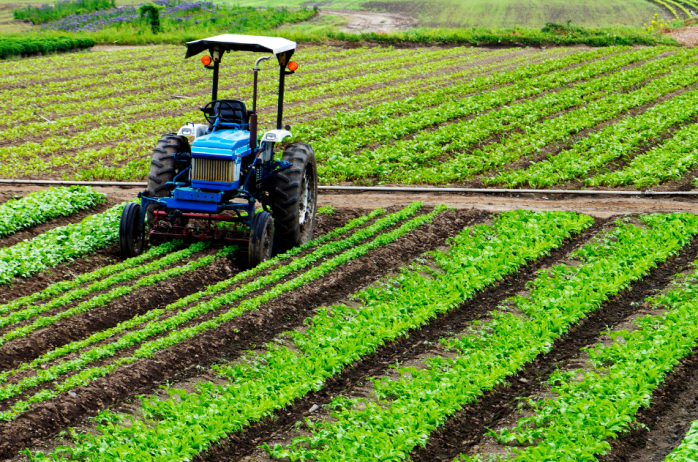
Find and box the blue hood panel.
[191,130,252,159]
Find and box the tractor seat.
[204,99,249,126]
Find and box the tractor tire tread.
[271,142,317,254]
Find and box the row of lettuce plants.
[588,120,698,188]
[293,47,606,143]
[0,241,178,314]
[421,49,698,185]
[0,209,386,386]
[315,47,640,182]
[0,44,379,109]
[0,205,425,420]
[479,258,698,460]
[330,46,673,184]
[27,209,592,461]
[489,76,698,188]
[2,48,519,147]
[0,202,126,285]
[0,51,478,175]
[269,213,698,461]
[0,186,105,238]
[0,241,209,335]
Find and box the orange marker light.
[201,55,212,66]
[288,61,298,71]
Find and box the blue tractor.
[119,35,318,267]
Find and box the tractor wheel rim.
[263,221,273,258]
[299,169,310,226]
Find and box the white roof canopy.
[185,34,296,59]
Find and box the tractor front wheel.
[119,203,144,259]
[248,211,274,268]
[271,142,318,254]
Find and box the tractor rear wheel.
[271,142,318,254]
[145,134,191,229]
[248,211,274,268]
[119,203,144,259]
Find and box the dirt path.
[2,186,696,219]
[319,8,418,32]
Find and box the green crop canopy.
[185,34,296,61]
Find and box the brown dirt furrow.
[0,207,481,459]
[0,200,115,250]
[199,215,607,462]
[408,231,698,462]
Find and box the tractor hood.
[191,130,252,159]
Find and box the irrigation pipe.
[0,179,697,196]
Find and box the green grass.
[226,0,667,28]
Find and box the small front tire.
[119,203,145,259]
[248,211,274,268]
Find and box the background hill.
[232,0,666,28]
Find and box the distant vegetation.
[33,0,315,39]
[0,35,93,58]
[13,0,115,25]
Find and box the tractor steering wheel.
[201,100,240,126]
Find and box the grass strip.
[3,203,431,423]
[270,213,698,461]
[0,186,104,238]
[36,210,591,462]
[480,259,698,460]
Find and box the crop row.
[270,213,698,461]
[0,45,388,107]
[0,48,480,161]
[0,204,431,421]
[0,46,495,149]
[27,209,593,461]
[3,46,470,124]
[480,253,698,460]
[489,67,698,187]
[423,50,698,185]
[318,46,672,183]
[312,46,629,178]
[0,202,126,285]
[0,51,544,181]
[0,241,210,343]
[0,241,177,313]
[0,186,104,238]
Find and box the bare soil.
[318,8,418,32]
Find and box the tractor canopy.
[185,34,296,65]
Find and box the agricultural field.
[0,189,698,461]
[5,43,698,190]
[6,35,698,462]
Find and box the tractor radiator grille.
[191,158,235,183]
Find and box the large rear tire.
[248,211,274,268]
[119,203,144,259]
[145,134,191,229]
[271,142,318,254]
